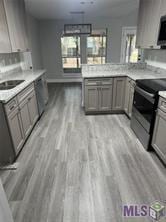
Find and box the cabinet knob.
[17,49,21,52]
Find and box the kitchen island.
[82,63,166,115]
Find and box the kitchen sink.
[0,80,25,90]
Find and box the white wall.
[26,13,43,70]
[39,12,138,81]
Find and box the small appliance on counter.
[131,78,166,150]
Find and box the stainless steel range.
[131,78,166,150]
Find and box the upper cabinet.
[0,0,29,53]
[136,0,166,49]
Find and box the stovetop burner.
[136,78,166,94]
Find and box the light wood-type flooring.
[0,83,166,222]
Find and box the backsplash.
[0,53,20,68]
[0,52,33,79]
[0,53,21,78]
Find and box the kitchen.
[0,0,166,222]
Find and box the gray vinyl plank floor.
[0,83,166,222]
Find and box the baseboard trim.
[47,78,83,83]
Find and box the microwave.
[158,15,166,46]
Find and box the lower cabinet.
[85,78,113,113]
[6,84,39,154]
[99,85,112,111]
[85,85,98,112]
[112,77,126,111]
[28,91,39,125]
[84,77,134,115]
[7,107,24,154]
[19,99,32,138]
[152,100,166,164]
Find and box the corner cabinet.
[124,78,135,118]
[112,77,125,111]
[85,78,113,113]
[152,97,166,164]
[0,0,29,53]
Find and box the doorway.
[120,27,143,63]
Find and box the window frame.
[86,30,107,65]
[61,35,81,73]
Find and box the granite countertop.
[82,63,166,99]
[82,68,166,80]
[0,69,46,103]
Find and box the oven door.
[132,86,155,133]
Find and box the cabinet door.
[0,0,11,53]
[4,0,28,52]
[19,99,32,138]
[112,77,125,111]
[28,92,39,126]
[99,85,112,111]
[159,0,166,17]
[128,85,135,118]
[7,107,24,154]
[136,0,161,49]
[124,78,130,114]
[136,0,146,48]
[85,86,99,112]
[152,109,166,164]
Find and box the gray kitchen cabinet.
[0,0,29,53]
[84,78,113,113]
[7,106,24,154]
[27,91,39,125]
[85,85,99,112]
[0,0,12,53]
[152,109,166,164]
[99,85,112,111]
[112,77,125,111]
[19,98,32,139]
[136,0,162,49]
[19,85,39,138]
[152,97,166,164]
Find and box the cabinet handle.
[17,49,21,52]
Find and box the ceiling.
[25,0,139,20]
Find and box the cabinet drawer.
[17,83,34,104]
[158,97,166,113]
[5,97,18,116]
[85,78,113,86]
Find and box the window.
[87,30,107,65]
[61,36,81,72]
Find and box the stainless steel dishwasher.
[35,77,46,116]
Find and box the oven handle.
[135,86,155,99]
